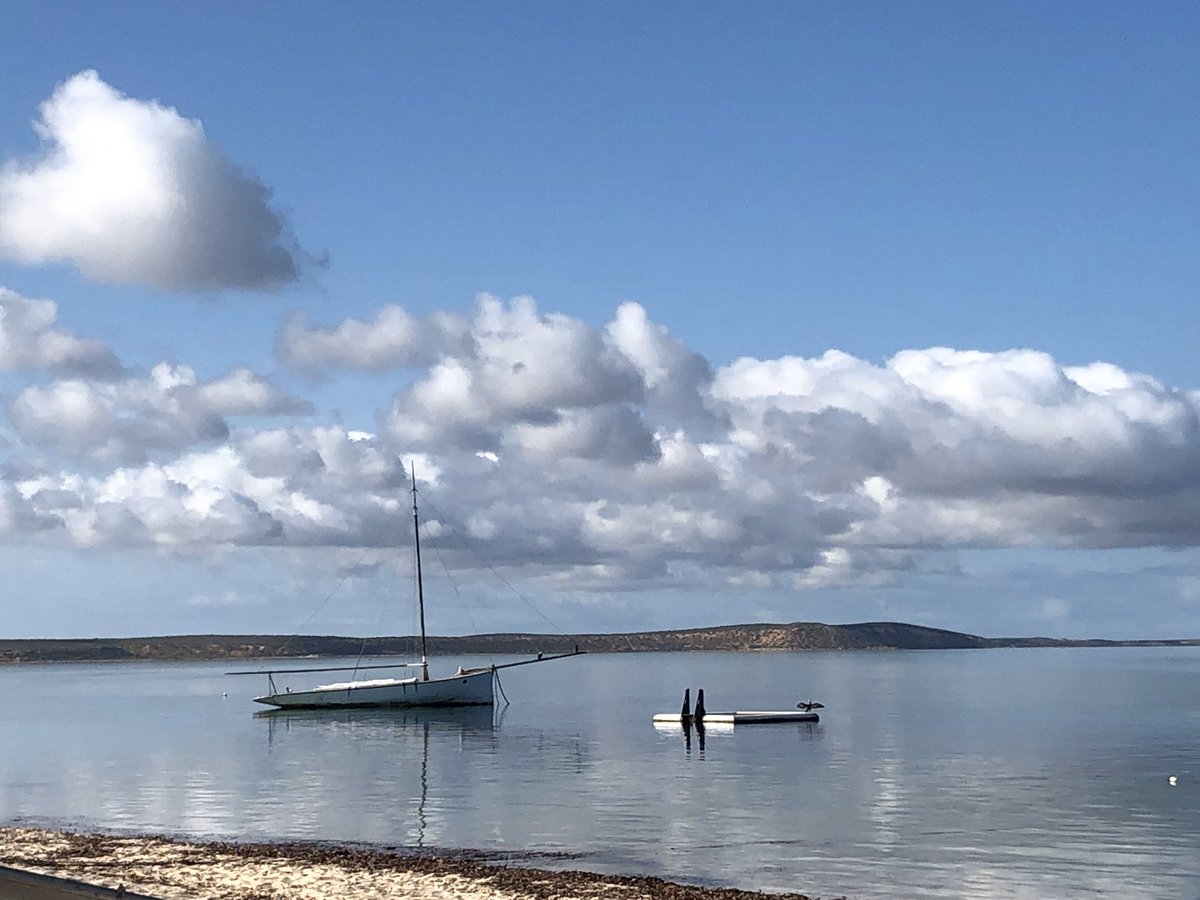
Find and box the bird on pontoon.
[796,699,825,712]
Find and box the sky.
[0,2,1198,640]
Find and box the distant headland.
[1,622,1197,664]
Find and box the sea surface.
[1,648,1198,898]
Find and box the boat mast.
[411,463,429,681]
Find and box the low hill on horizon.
[1,621,1197,664]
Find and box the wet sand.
[0,828,826,900]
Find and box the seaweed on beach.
[5,828,839,900]
[189,835,828,900]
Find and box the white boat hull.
[255,668,494,709]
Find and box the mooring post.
[694,688,706,722]
[680,687,691,719]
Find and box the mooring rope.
[493,668,511,707]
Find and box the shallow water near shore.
[1,648,1198,898]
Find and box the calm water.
[2,648,1199,898]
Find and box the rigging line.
[427,538,505,671]
[352,547,399,680]
[427,538,481,637]
[409,495,495,669]
[254,543,374,671]
[420,493,569,637]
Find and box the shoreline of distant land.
[1,621,1198,664]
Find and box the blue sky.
[0,3,1198,640]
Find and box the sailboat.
[233,466,581,709]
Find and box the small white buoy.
[1169,775,1178,786]
[222,692,228,698]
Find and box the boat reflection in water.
[254,705,499,848]
[255,703,498,743]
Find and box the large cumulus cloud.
[0,71,305,291]
[713,346,1200,555]
[380,295,657,460]
[5,290,1200,599]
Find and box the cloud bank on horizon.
[1,71,1198,633]
[3,275,1199,589]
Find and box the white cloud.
[196,368,312,417]
[0,70,304,291]
[4,292,1200,603]
[271,300,1200,588]
[279,297,719,466]
[277,306,471,372]
[9,380,117,452]
[510,404,660,465]
[713,346,1200,509]
[0,287,121,376]
[383,295,645,456]
[604,301,719,428]
[13,427,408,550]
[8,363,310,464]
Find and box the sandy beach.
[0,828,826,900]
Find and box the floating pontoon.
[652,710,819,725]
[652,688,822,726]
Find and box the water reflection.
[250,704,504,847]
[2,650,1200,897]
[417,722,428,847]
[254,704,498,743]
[653,719,822,761]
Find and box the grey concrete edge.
[0,864,161,899]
